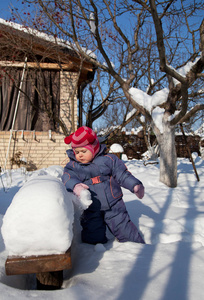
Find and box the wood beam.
[0,61,75,70]
[0,60,93,72]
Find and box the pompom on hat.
[64,126,100,158]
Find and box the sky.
[0,0,34,22]
[0,1,20,20]
[0,0,203,132]
[0,150,204,299]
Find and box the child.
[62,126,145,245]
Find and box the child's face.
[74,147,93,164]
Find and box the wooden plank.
[0,61,75,70]
[0,60,94,72]
[5,248,71,276]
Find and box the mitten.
[134,184,144,199]
[73,183,89,197]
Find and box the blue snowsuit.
[62,144,144,244]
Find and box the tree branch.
[179,103,204,123]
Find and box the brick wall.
[59,71,78,133]
[0,131,70,170]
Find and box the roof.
[0,18,95,84]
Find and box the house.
[0,18,95,170]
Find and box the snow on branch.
[170,56,201,85]
[89,12,96,34]
[129,87,169,113]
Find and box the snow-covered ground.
[0,154,204,299]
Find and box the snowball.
[72,189,93,211]
[1,175,74,256]
[109,143,124,153]
[79,189,93,210]
[94,243,106,252]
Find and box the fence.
[106,133,201,160]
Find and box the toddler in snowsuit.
[62,126,145,245]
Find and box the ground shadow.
[117,179,201,300]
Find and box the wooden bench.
[5,248,72,290]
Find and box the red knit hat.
[64,126,100,158]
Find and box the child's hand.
[134,184,144,199]
[73,183,89,197]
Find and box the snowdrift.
[1,174,74,257]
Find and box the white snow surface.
[0,157,204,299]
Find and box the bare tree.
[11,0,204,187]
[82,69,118,128]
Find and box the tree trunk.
[156,122,177,188]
